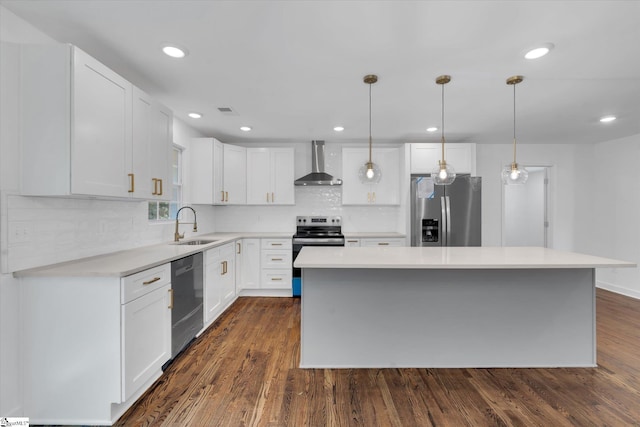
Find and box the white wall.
[476,143,595,250]
[590,134,640,298]
[212,141,407,234]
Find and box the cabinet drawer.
[345,239,361,247]
[261,251,292,268]
[360,238,405,247]
[261,238,292,250]
[260,269,292,289]
[121,263,171,304]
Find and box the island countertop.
[294,246,635,269]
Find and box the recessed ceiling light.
[188,112,202,119]
[426,127,438,132]
[240,126,252,132]
[600,115,617,123]
[162,45,188,58]
[524,43,554,59]
[334,126,345,132]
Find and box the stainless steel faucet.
[174,206,198,242]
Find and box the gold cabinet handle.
[347,240,358,243]
[221,191,225,202]
[225,191,229,202]
[128,173,135,193]
[143,277,161,285]
[271,192,274,203]
[271,243,283,246]
[151,178,157,195]
[378,242,389,246]
[271,277,283,281]
[266,192,269,203]
[237,242,241,254]
[221,261,225,275]
[158,179,163,196]
[168,288,174,309]
[373,192,376,203]
[367,192,371,203]
[271,258,283,261]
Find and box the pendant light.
[501,75,529,185]
[432,75,456,185]
[358,74,382,184]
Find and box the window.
[149,145,183,221]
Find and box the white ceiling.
[3,0,639,145]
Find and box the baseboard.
[237,289,292,297]
[596,281,640,300]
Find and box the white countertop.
[14,232,291,278]
[294,246,636,269]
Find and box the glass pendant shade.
[432,160,456,185]
[501,162,529,185]
[359,161,382,184]
[432,75,455,186]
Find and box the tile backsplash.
[3,193,215,273]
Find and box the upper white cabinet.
[20,44,172,199]
[342,147,400,205]
[190,138,247,205]
[132,87,173,200]
[410,143,476,175]
[246,147,295,205]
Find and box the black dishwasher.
[170,253,203,360]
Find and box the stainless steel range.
[292,215,345,296]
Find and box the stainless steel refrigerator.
[411,175,482,247]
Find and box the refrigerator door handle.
[441,196,447,246]
[445,196,452,245]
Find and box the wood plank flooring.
[115,289,640,426]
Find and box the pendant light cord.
[512,82,517,165]
[368,81,372,164]
[441,82,445,163]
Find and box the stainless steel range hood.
[294,140,343,186]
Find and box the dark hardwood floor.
[115,289,640,426]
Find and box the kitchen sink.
[175,239,218,246]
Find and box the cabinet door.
[122,283,171,401]
[270,148,295,205]
[341,148,371,205]
[190,138,223,204]
[213,140,225,204]
[238,239,260,290]
[132,88,154,198]
[204,249,222,324]
[371,147,400,205]
[72,47,132,197]
[410,143,440,174]
[246,148,271,204]
[223,144,247,204]
[342,147,400,205]
[220,243,236,305]
[149,101,172,201]
[445,144,476,175]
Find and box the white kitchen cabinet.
[246,148,295,205]
[190,138,246,205]
[204,242,237,325]
[223,144,247,204]
[410,143,476,175]
[236,238,261,291]
[360,238,406,247]
[341,147,400,205]
[132,87,173,200]
[20,44,172,199]
[21,263,172,425]
[260,238,292,290]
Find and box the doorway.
[502,166,550,247]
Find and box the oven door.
[292,237,345,296]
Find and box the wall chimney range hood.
[294,140,343,186]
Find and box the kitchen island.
[294,246,634,368]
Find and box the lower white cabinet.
[204,242,237,326]
[261,238,292,290]
[122,282,171,401]
[236,238,260,291]
[21,263,172,425]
